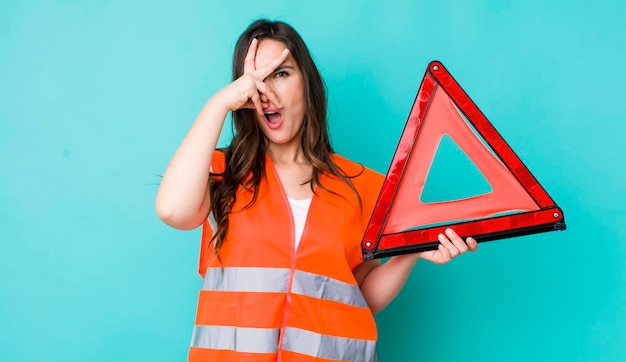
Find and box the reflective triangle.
[362,61,566,260]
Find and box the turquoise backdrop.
[1,1,624,361]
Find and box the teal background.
[1,1,624,361]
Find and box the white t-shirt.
[288,197,312,249]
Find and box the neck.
[267,141,308,166]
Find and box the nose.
[261,80,279,108]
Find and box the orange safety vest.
[188,151,384,362]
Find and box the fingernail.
[438,233,445,241]
[445,228,454,236]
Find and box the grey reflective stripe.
[202,267,289,293]
[191,325,279,353]
[202,267,368,309]
[207,211,217,233]
[292,270,368,308]
[283,327,378,361]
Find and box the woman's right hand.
[214,38,290,116]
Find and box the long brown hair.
[209,19,362,257]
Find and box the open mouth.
[263,109,283,129]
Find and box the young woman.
[156,19,477,362]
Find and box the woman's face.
[253,39,306,151]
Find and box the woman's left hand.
[417,228,478,264]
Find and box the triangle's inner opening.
[420,134,493,203]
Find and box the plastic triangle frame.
[362,61,566,260]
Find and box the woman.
[156,19,477,361]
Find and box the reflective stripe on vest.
[283,327,378,362]
[190,325,278,353]
[202,267,289,293]
[191,325,378,361]
[202,267,368,308]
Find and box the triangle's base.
[363,207,565,260]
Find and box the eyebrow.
[275,65,295,72]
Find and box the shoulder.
[331,153,384,186]
[329,153,384,232]
[330,153,384,204]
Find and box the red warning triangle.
[362,61,566,260]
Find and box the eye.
[275,70,289,78]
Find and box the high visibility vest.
[189,152,384,362]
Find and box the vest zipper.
[267,157,319,360]
[270,158,316,361]
[272,160,295,361]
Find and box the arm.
[155,98,229,230]
[354,228,478,314]
[155,39,289,230]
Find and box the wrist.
[390,253,420,265]
[206,93,232,116]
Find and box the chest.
[272,162,314,200]
[220,173,364,271]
